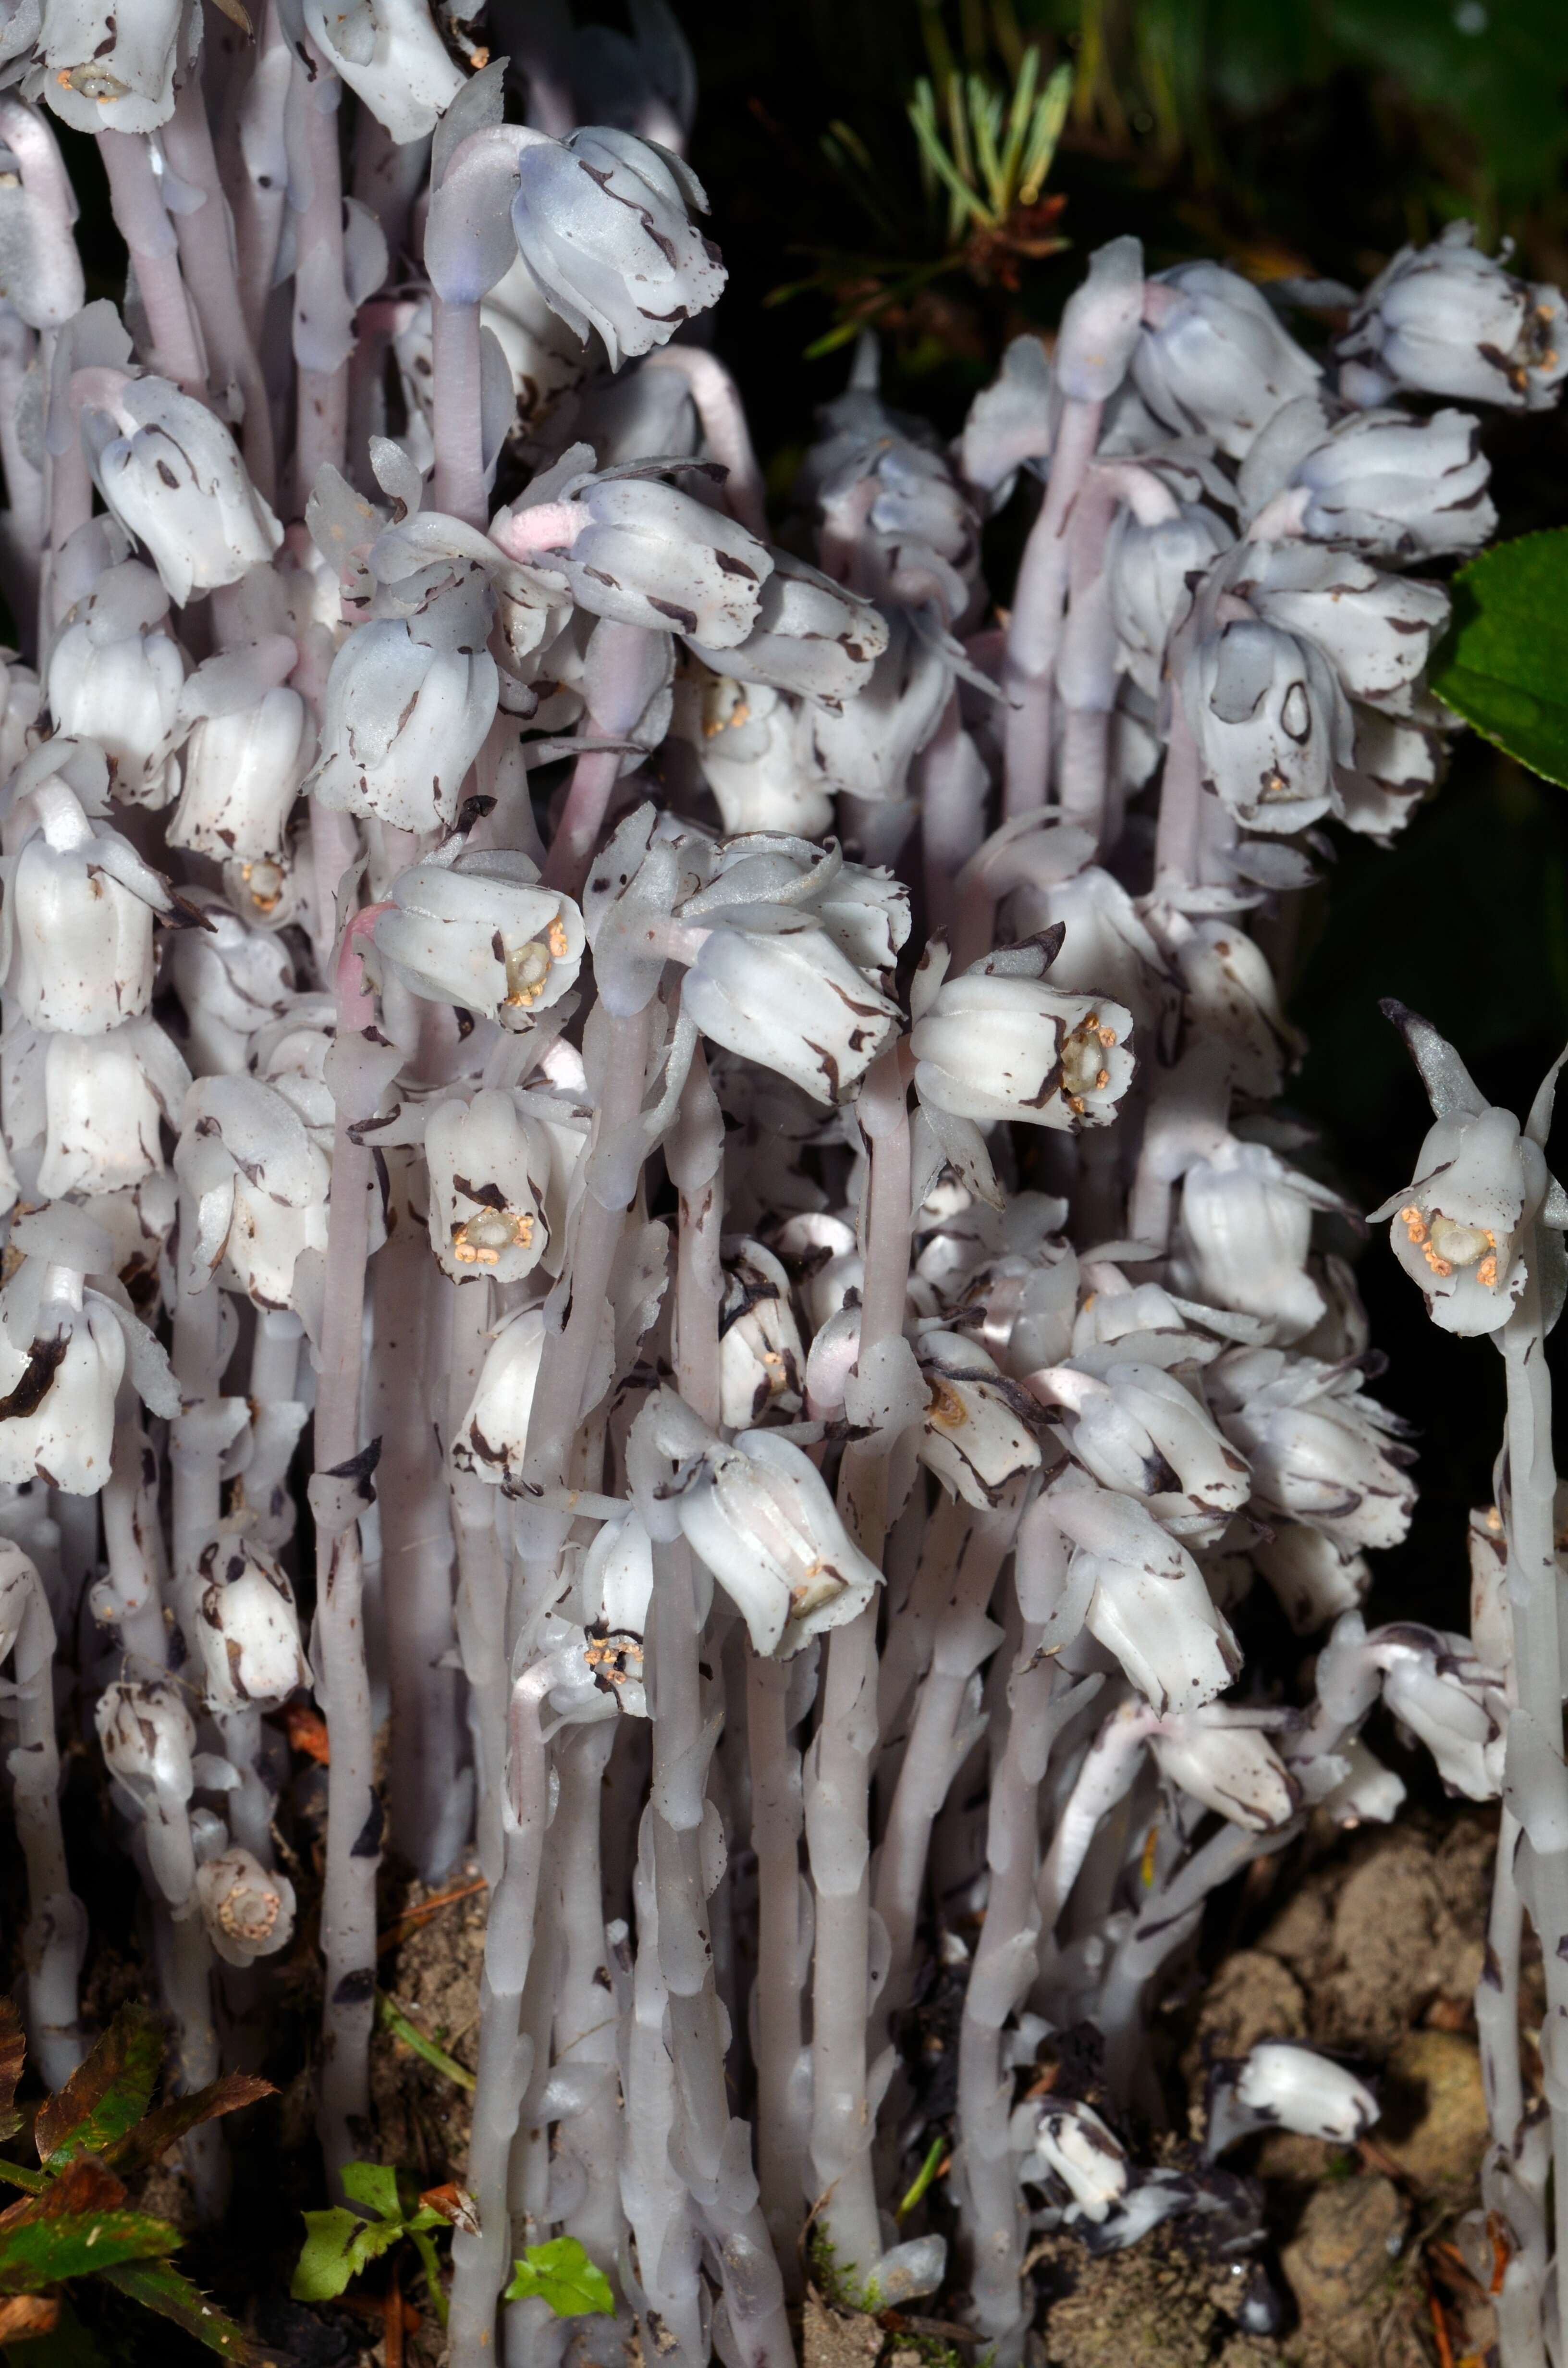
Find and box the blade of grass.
[375,1994,476,2094]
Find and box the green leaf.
[289,2207,399,2304]
[503,2238,614,2319]
[405,2227,449,2330]
[34,2013,162,2170]
[1431,531,1568,789]
[0,2164,47,2197]
[375,1995,476,2094]
[98,2260,273,2364]
[337,2161,402,2226]
[0,2208,178,2294]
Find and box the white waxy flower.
[675,671,835,839]
[1370,1624,1506,1799]
[1211,1347,1416,1554]
[0,94,84,329]
[1048,1482,1242,1713]
[0,1261,123,1492]
[46,561,184,808]
[425,1091,552,1285]
[1173,1139,1348,1343]
[1338,222,1568,412]
[196,1532,310,1711]
[1148,1712,1299,1831]
[374,852,586,1027]
[511,127,725,369]
[1372,1007,1551,1336]
[681,907,901,1105]
[1336,711,1442,846]
[959,332,1052,506]
[806,609,951,803]
[1252,1525,1370,1635]
[915,1331,1041,1508]
[1031,1361,1249,1547]
[308,613,498,835]
[646,1391,883,1657]
[6,779,170,1035]
[1253,403,1496,561]
[575,1513,654,1720]
[687,549,888,703]
[1055,235,1145,402]
[173,1074,330,1312]
[39,0,192,134]
[1107,501,1233,699]
[1173,922,1305,1102]
[38,1020,191,1199]
[169,686,311,864]
[1207,2042,1378,2158]
[164,897,294,1077]
[1234,541,1449,717]
[1181,615,1350,834]
[1014,865,1175,1044]
[453,1305,547,1487]
[302,0,463,143]
[504,470,772,650]
[912,958,1136,1135]
[87,380,283,606]
[1133,261,1322,459]
[194,1847,297,1969]
[1019,2099,1130,2223]
[94,1679,195,1903]
[718,1240,804,1428]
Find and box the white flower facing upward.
[1372,1003,1567,1336]
[511,128,725,369]
[194,1847,297,1968]
[374,853,586,1027]
[425,1091,553,1285]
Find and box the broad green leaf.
[337,2161,401,2225]
[100,2258,273,2364]
[0,2208,177,2294]
[1431,531,1568,790]
[0,2002,25,2147]
[103,2075,272,2183]
[289,2207,399,2303]
[504,2238,614,2319]
[34,2012,162,2170]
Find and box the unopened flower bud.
[688,549,888,703]
[682,908,900,1106]
[511,128,725,369]
[1134,262,1322,459]
[95,1677,195,1902]
[453,1305,547,1487]
[508,470,772,650]
[1148,1714,1299,1831]
[7,781,169,1034]
[196,1533,310,1710]
[309,614,498,835]
[1033,1361,1249,1546]
[1055,235,1144,403]
[374,851,585,1027]
[717,1240,804,1428]
[194,1846,297,1968]
[169,686,311,863]
[46,562,184,808]
[1048,1482,1241,1713]
[1207,2041,1377,2158]
[916,1332,1041,1507]
[1211,1347,1415,1554]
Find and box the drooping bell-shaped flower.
[1369,1623,1507,1799]
[38,1020,191,1199]
[1246,400,1496,561]
[1107,500,1233,700]
[195,1532,311,1712]
[46,559,184,808]
[164,895,294,1077]
[574,1512,654,1720]
[717,1239,805,1428]
[681,906,901,1105]
[94,1678,196,1903]
[173,1073,331,1313]
[1017,2099,1131,2224]
[373,851,586,1027]
[425,1090,553,1285]
[6,778,171,1035]
[0,1259,124,1493]
[673,670,835,839]
[1172,1139,1348,1343]
[1252,1524,1370,1636]
[640,1389,883,1657]
[169,686,312,865]
[914,1331,1041,1507]
[1232,541,1449,717]
[1337,222,1568,412]
[307,567,498,834]
[511,127,725,369]
[1148,1710,1300,1832]
[194,1847,298,1968]
[1180,614,1350,834]
[687,549,888,703]
[86,379,283,606]
[1210,1346,1416,1554]
[1047,1481,1242,1713]
[1133,261,1322,459]
[301,0,463,143]
[452,1305,548,1488]
[499,466,772,649]
[1031,1360,1249,1547]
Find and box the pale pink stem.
[1000,395,1102,818]
[431,293,487,529]
[644,346,768,540]
[161,74,277,505]
[96,130,206,395]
